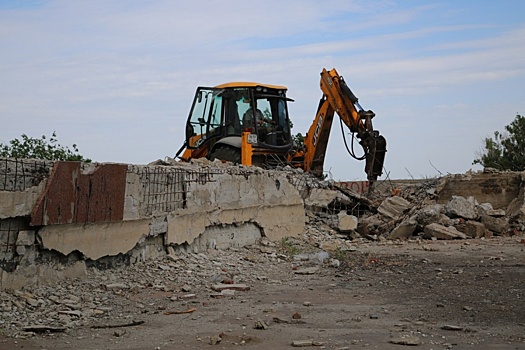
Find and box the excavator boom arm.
[301,68,387,182]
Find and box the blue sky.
[1,0,524,180]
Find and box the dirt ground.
[1,235,524,350]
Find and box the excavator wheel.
[208,145,241,164]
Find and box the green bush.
[0,132,91,162]
[473,114,525,171]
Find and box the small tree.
[0,132,91,162]
[473,114,525,171]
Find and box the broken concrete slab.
[481,215,509,235]
[211,284,250,292]
[16,230,35,246]
[485,209,506,217]
[304,188,338,209]
[377,196,412,220]
[338,212,358,233]
[506,194,525,219]
[412,204,443,227]
[0,181,46,219]
[388,219,417,239]
[423,223,468,240]
[463,221,486,238]
[39,219,150,261]
[445,196,478,220]
[389,336,421,346]
[358,213,395,238]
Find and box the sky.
[1,0,524,181]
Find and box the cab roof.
[214,82,288,90]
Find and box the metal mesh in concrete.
[0,158,52,192]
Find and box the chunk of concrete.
[377,196,412,220]
[506,195,525,219]
[481,214,509,235]
[0,182,46,219]
[445,196,478,220]
[485,209,506,217]
[388,219,417,240]
[357,214,389,237]
[39,219,150,260]
[423,223,467,240]
[211,284,250,292]
[412,204,443,226]
[464,220,486,238]
[338,212,358,233]
[16,230,35,246]
[304,188,338,209]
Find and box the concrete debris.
[388,335,421,346]
[0,244,287,338]
[344,172,525,241]
[211,284,250,292]
[291,339,314,347]
[481,215,509,235]
[485,208,506,217]
[441,324,464,331]
[104,283,130,290]
[293,267,319,275]
[254,319,268,330]
[445,195,479,220]
[377,196,412,220]
[337,212,358,233]
[388,219,417,240]
[461,220,486,238]
[423,223,468,240]
[293,251,329,264]
[22,325,66,333]
[209,334,222,345]
[411,204,443,227]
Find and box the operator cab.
[185,82,293,163]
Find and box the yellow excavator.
[176,68,386,183]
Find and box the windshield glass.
[186,88,223,147]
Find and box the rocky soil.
[1,224,524,350]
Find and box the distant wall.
[371,173,523,209]
[436,172,523,209]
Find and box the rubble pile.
[0,239,292,338]
[0,221,368,340]
[352,175,525,241]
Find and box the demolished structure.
[1,157,524,292]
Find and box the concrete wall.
[436,172,523,209]
[371,173,523,209]
[0,158,305,289]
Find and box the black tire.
[208,145,241,164]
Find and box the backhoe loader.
[176,68,386,183]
